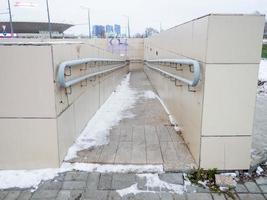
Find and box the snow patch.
[256,166,264,175]
[220,173,237,178]
[116,183,142,196]
[259,60,267,81]
[143,90,157,99]
[0,163,163,190]
[0,168,68,190]
[117,173,185,196]
[258,60,267,95]
[65,73,136,160]
[61,163,164,174]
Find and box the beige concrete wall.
[0,40,128,169]
[86,38,144,61]
[144,14,265,170]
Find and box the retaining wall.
[144,14,265,170]
[0,41,128,169]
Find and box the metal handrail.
[145,59,201,87]
[57,58,127,88]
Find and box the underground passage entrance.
[0,14,263,171]
[66,70,196,172]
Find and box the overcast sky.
[0,0,266,35]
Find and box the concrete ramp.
[67,70,196,172]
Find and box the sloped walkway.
[1,71,267,200]
[68,70,196,172]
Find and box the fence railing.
[145,59,201,87]
[57,58,127,88]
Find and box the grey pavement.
[1,172,267,200]
[67,70,196,172]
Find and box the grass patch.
[187,168,236,199]
[262,44,267,59]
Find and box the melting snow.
[65,73,137,160]
[256,166,264,175]
[0,168,67,190]
[259,60,267,81]
[258,60,267,94]
[117,173,186,196]
[143,90,157,99]
[0,163,163,190]
[61,163,164,174]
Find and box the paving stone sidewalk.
[68,70,196,172]
[1,171,267,200]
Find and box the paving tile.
[255,177,267,185]
[107,191,121,200]
[185,185,209,193]
[32,189,58,199]
[146,144,163,164]
[98,143,118,163]
[259,184,267,193]
[238,193,265,200]
[83,189,109,200]
[39,180,62,190]
[111,174,136,190]
[173,193,186,200]
[212,193,227,200]
[98,174,113,190]
[235,184,248,193]
[160,142,179,164]
[62,181,86,190]
[32,198,56,200]
[186,193,213,200]
[115,142,132,164]
[158,192,173,200]
[159,173,184,185]
[2,191,20,200]
[17,190,32,200]
[64,171,88,181]
[224,193,239,200]
[56,190,83,200]
[134,192,160,200]
[108,191,135,200]
[131,141,146,164]
[244,182,261,193]
[132,126,145,144]
[119,127,132,142]
[156,125,172,142]
[172,143,196,165]
[136,175,147,190]
[109,128,121,141]
[163,162,181,172]
[87,173,100,190]
[0,191,8,200]
[145,126,159,145]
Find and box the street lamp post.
[123,15,130,38]
[81,6,91,38]
[127,16,130,38]
[7,0,14,37]
[45,0,52,38]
